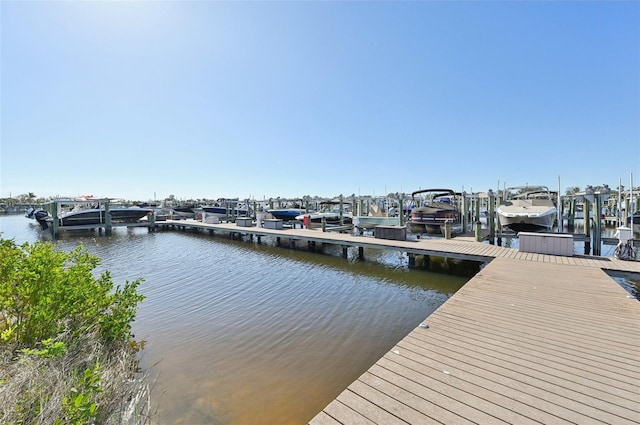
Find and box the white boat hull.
[497,200,557,232]
[201,206,249,219]
[296,212,353,225]
[354,216,401,229]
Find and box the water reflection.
[122,230,467,424]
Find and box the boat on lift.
[496,185,557,233]
[200,198,250,220]
[295,201,353,225]
[55,200,153,226]
[407,189,461,235]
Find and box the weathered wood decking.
[157,220,640,424]
[309,257,640,425]
[157,220,640,274]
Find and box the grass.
[0,328,150,424]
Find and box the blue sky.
[2,1,639,202]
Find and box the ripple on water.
[1,216,469,425]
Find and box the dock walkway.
[157,220,640,424]
[309,257,640,425]
[157,220,640,274]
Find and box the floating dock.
[155,219,640,424]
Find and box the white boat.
[497,185,557,233]
[266,198,310,221]
[268,208,307,221]
[295,201,353,226]
[56,201,152,227]
[26,198,153,229]
[354,201,400,229]
[354,216,400,229]
[170,204,197,219]
[200,199,249,220]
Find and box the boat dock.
[156,219,640,425]
[156,219,640,271]
[310,256,639,425]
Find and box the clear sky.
[2,0,639,202]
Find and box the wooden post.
[474,195,480,224]
[50,201,59,239]
[567,198,576,232]
[461,193,467,234]
[583,199,591,255]
[358,246,364,261]
[149,210,156,232]
[488,190,495,245]
[444,221,451,239]
[104,200,112,236]
[342,246,348,258]
[593,195,602,256]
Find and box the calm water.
[0,215,470,424]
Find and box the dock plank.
[376,354,557,425]
[407,323,640,408]
[393,338,612,425]
[348,379,436,425]
[309,257,640,425]
[335,390,407,425]
[308,411,343,425]
[363,365,494,424]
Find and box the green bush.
[0,238,148,424]
[0,238,145,346]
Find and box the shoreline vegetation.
[0,238,150,424]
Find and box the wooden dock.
[309,257,640,424]
[157,220,640,274]
[157,220,640,424]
